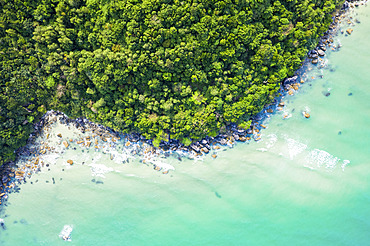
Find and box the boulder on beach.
[201,147,209,154]
[63,141,69,148]
[346,28,353,35]
[67,160,73,165]
[239,136,247,142]
[317,49,325,56]
[15,170,25,177]
[303,112,310,118]
[319,45,326,51]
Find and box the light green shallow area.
[1,5,370,246]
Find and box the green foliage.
[0,0,345,166]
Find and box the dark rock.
[319,45,326,51]
[190,144,200,153]
[342,1,349,9]
[0,220,6,230]
[309,53,318,59]
[283,76,298,85]
[325,92,331,97]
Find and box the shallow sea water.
[1,5,370,246]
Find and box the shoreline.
[0,0,366,205]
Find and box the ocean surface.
[1,5,370,246]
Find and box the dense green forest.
[0,0,344,165]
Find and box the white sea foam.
[256,148,268,152]
[148,159,175,171]
[265,134,278,149]
[59,225,73,241]
[306,149,340,170]
[285,137,307,160]
[89,164,114,178]
[341,160,350,171]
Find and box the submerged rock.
[215,192,222,198]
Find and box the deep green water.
[1,5,370,246]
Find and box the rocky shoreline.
[0,0,366,206]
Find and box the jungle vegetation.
[0,0,344,165]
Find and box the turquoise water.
[1,5,370,246]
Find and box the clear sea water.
[1,5,370,246]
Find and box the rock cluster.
[307,0,365,65]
